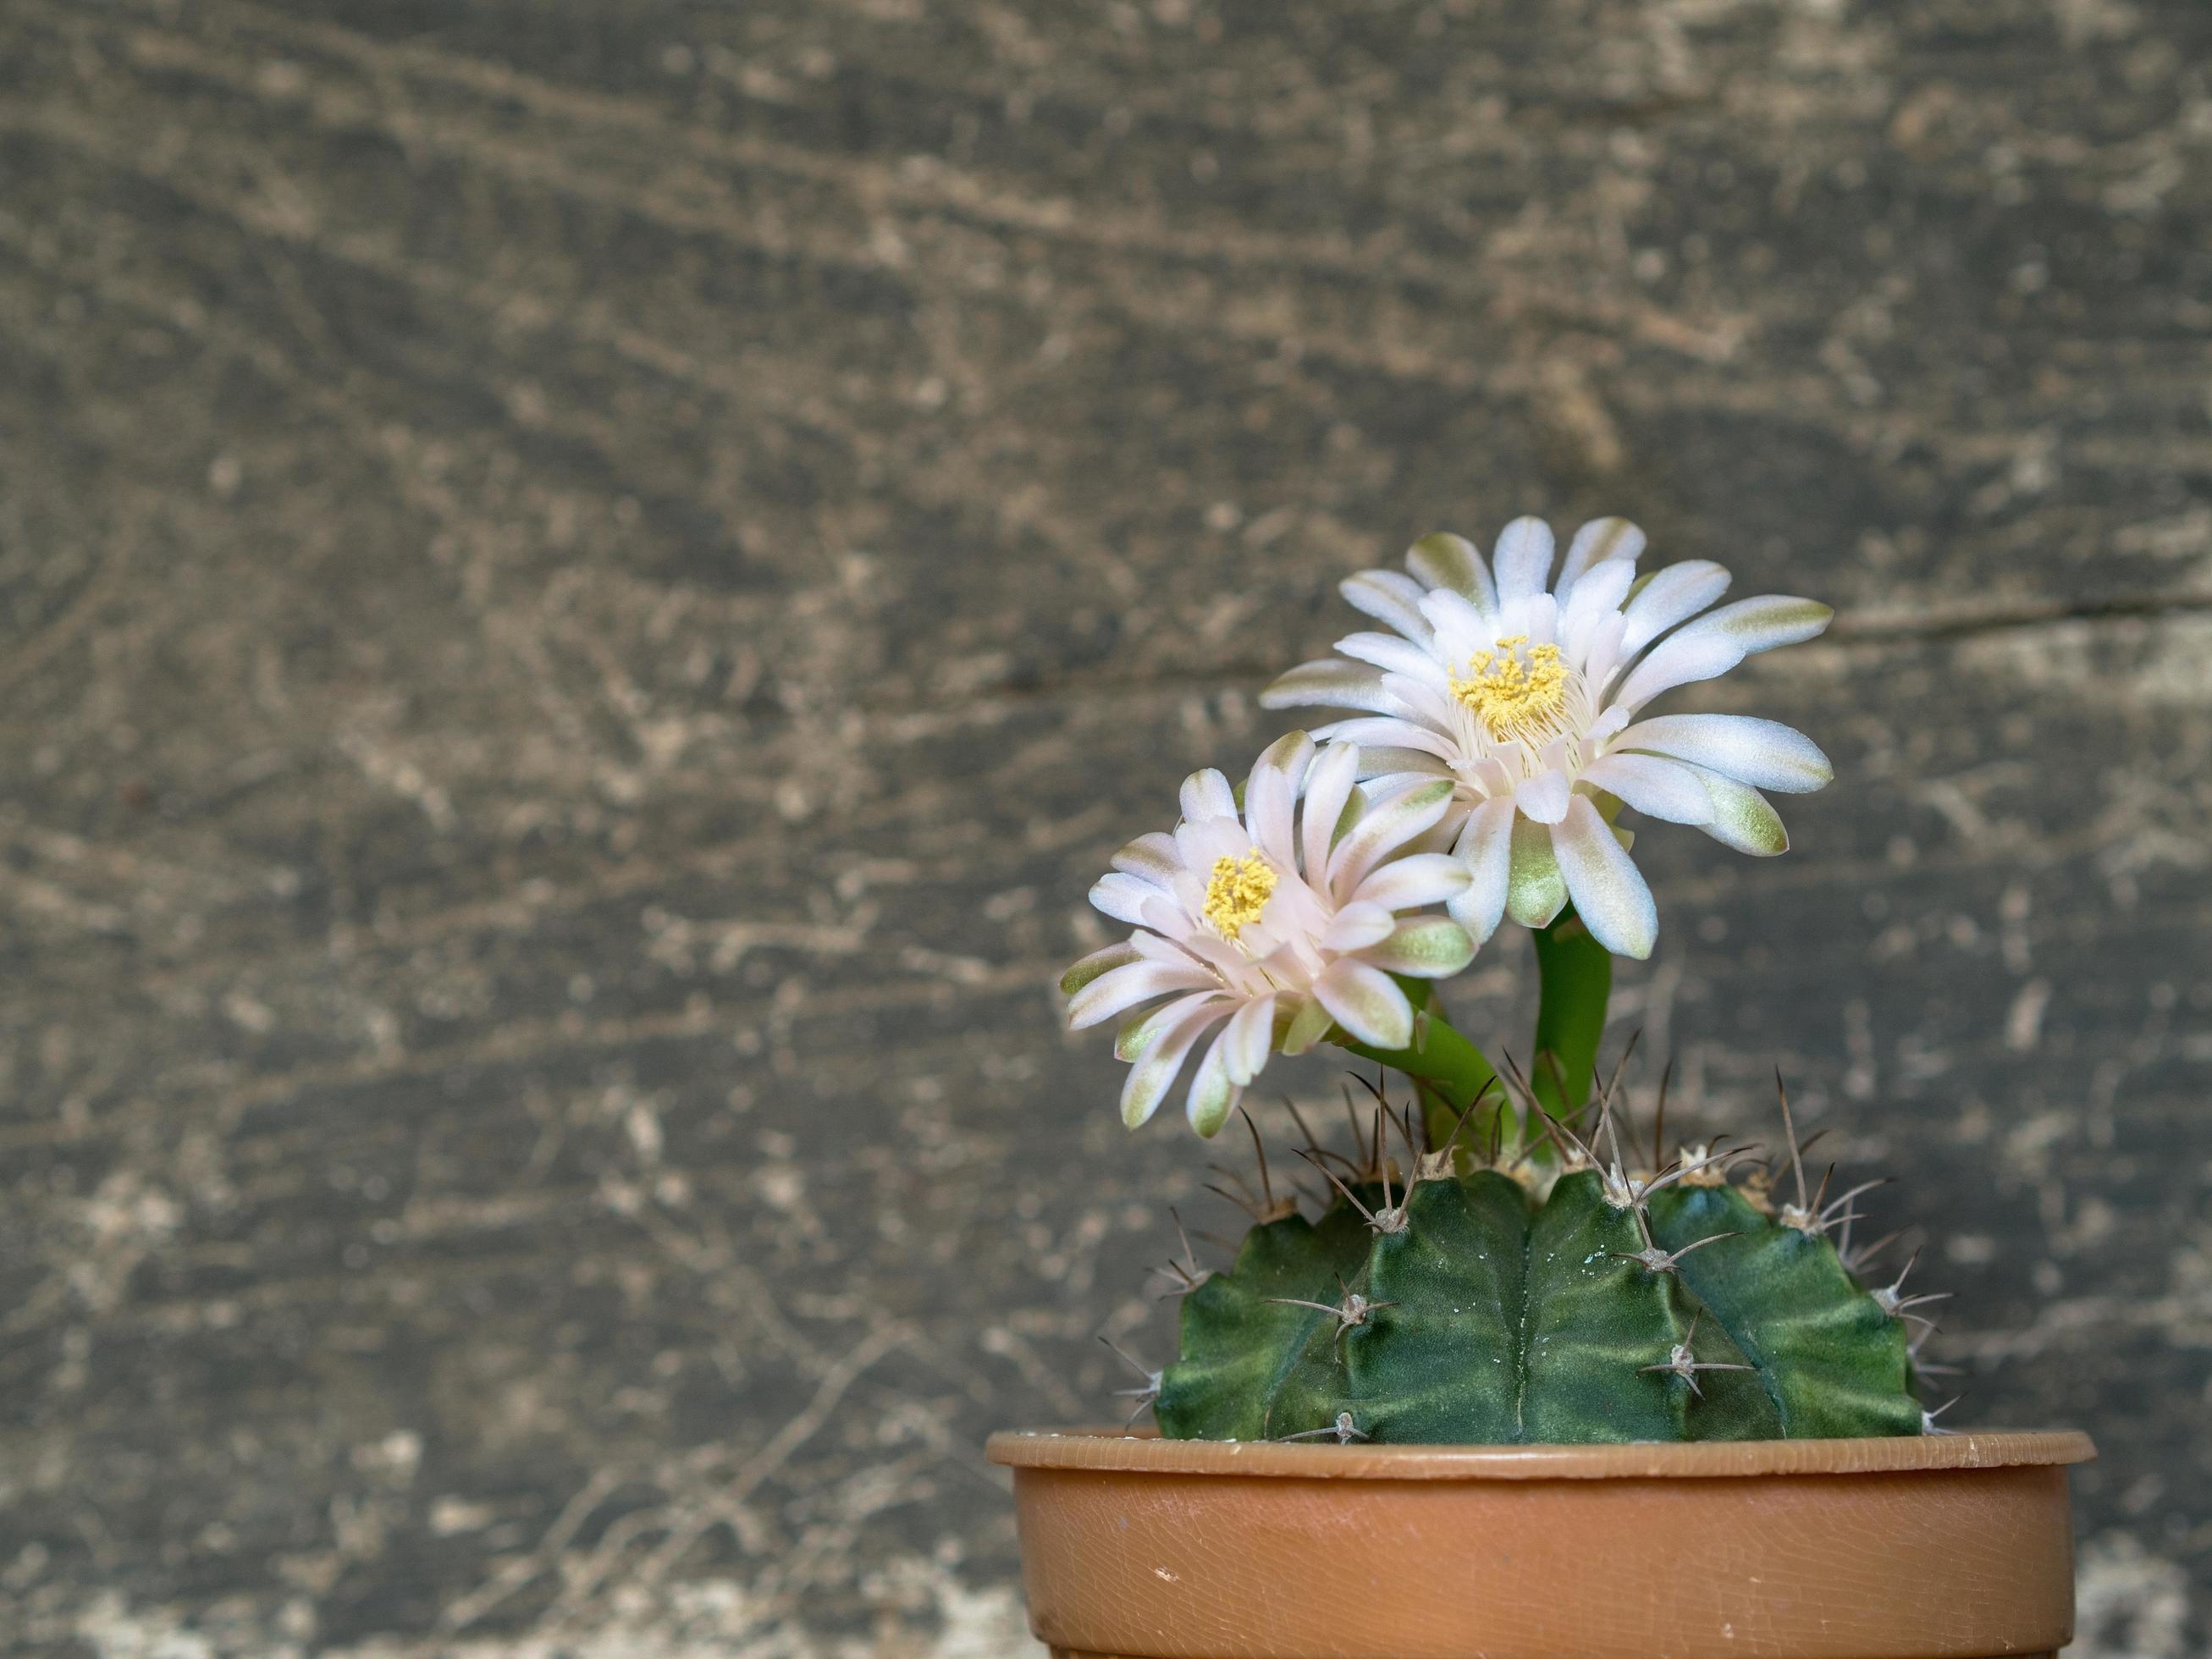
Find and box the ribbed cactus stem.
[1157,1153,1923,1444]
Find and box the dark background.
[4,2,2209,1653]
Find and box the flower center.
[1202,852,1277,942]
[1448,634,1573,744]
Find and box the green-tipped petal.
[1505,812,1569,929]
[1338,570,1437,647]
[1281,993,1335,1055]
[1326,778,1455,896]
[1405,532,1496,615]
[1184,1035,1239,1138]
[1115,989,1220,1061]
[1361,917,1476,978]
[1260,658,1398,714]
[1060,939,1141,997]
[1119,1003,1219,1127]
[1703,594,1834,648]
[1313,958,1415,1049]
[1693,767,1790,856]
[1330,784,1370,854]
[1109,831,1181,885]
[1549,796,1658,961]
[1558,516,1646,589]
[1613,714,1833,795]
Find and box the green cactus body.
[1647,1182,1922,1438]
[1156,1163,1919,1444]
[1154,1204,1376,1441]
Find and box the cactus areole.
[1062,517,1947,1446]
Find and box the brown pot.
[987,1427,2094,1659]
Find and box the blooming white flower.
[1260,516,1834,960]
[1060,731,1476,1136]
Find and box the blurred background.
[3,2,2209,1653]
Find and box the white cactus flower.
[1060,732,1476,1136]
[1260,516,1834,960]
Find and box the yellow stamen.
[1203,852,1277,942]
[1448,634,1570,741]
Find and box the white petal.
[1446,797,1514,945]
[1089,872,1159,926]
[1180,768,1238,825]
[1326,778,1456,897]
[1506,813,1569,929]
[1059,939,1142,997]
[1067,959,1212,1030]
[1609,628,1748,712]
[1359,917,1476,978]
[1619,560,1731,656]
[1183,1031,1244,1137]
[1558,559,1637,658]
[1612,714,1834,794]
[1139,890,1196,940]
[1577,752,1715,826]
[1691,593,1835,653]
[1354,756,1459,787]
[1351,852,1472,910]
[1339,570,1437,649]
[1405,532,1498,615]
[1380,671,1462,733]
[1419,587,1500,660]
[1118,989,1230,1060]
[1520,591,1561,648]
[1557,516,1647,593]
[1353,744,1457,779]
[1110,831,1182,886]
[1220,994,1277,1086]
[1118,998,1225,1127]
[1322,901,1397,953]
[1175,814,1249,875]
[1314,958,1415,1048]
[1550,796,1658,959]
[1260,658,1399,714]
[1299,741,1361,882]
[1687,765,1791,855]
[1310,717,1457,765]
[1514,769,1571,825]
[1334,630,1449,682]
[1613,594,1833,710]
[1244,730,1316,868]
[1492,516,1556,607]
[1579,611,1631,698]
[1129,930,1200,966]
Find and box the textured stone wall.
[2,2,2208,1652]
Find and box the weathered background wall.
[3,1,2209,1653]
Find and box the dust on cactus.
[1064,515,1950,1444]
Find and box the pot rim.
[987,1425,2094,1480]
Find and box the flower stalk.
[1330,911,1612,1156]
[1529,911,1611,1122]
[1332,982,1500,1150]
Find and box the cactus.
[1065,517,1955,1445]
[1151,1074,1928,1444]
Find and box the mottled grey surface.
[1,0,2209,1653]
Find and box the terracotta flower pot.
[988,1427,2094,1659]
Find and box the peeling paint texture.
[2,1,2209,1654]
